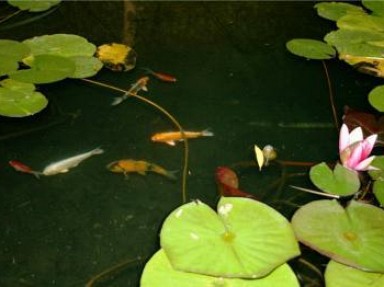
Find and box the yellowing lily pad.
[160,197,300,278]
[23,34,96,58]
[309,163,360,196]
[292,199,384,272]
[8,0,61,12]
[286,39,336,60]
[141,250,300,287]
[0,79,48,117]
[325,260,384,287]
[9,54,75,84]
[96,43,137,71]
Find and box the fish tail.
[201,128,214,137]
[139,67,154,75]
[111,94,128,106]
[32,171,43,179]
[164,170,178,180]
[149,163,178,180]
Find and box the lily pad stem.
[81,78,189,203]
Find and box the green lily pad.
[373,181,384,207]
[363,0,384,16]
[325,260,384,287]
[368,85,384,112]
[9,54,75,84]
[141,250,300,287]
[23,34,96,58]
[369,156,384,180]
[309,163,360,196]
[0,79,48,117]
[337,14,384,33]
[0,40,31,60]
[160,197,300,278]
[69,56,103,79]
[286,39,336,60]
[315,2,366,21]
[292,199,384,272]
[0,56,19,77]
[324,29,384,57]
[7,0,61,12]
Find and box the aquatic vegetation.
[7,0,61,12]
[96,43,137,72]
[286,1,384,112]
[141,197,300,286]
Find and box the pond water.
[0,1,379,287]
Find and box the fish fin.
[123,172,130,180]
[201,128,214,137]
[142,85,148,92]
[137,170,147,175]
[165,170,178,180]
[32,171,42,179]
[165,141,176,146]
[254,145,264,171]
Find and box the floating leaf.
[315,2,366,21]
[141,250,300,287]
[0,40,30,60]
[0,56,19,77]
[362,0,384,16]
[0,79,48,117]
[160,197,300,278]
[309,163,360,196]
[286,39,336,60]
[8,0,61,12]
[292,199,384,272]
[325,260,384,287]
[337,14,384,33]
[9,54,75,84]
[96,43,137,71]
[368,156,384,180]
[369,85,384,112]
[69,56,103,79]
[373,181,384,207]
[23,34,96,58]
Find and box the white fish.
[42,148,104,176]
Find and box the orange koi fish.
[151,129,214,146]
[215,166,257,199]
[112,76,150,106]
[9,160,41,178]
[141,68,177,82]
[107,159,177,180]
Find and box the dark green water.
[0,1,380,286]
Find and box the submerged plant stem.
[322,60,339,130]
[81,78,189,203]
[0,9,22,25]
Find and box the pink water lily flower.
[339,124,377,171]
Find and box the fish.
[42,148,104,176]
[215,166,257,199]
[111,76,150,106]
[151,129,214,146]
[9,160,42,178]
[141,68,177,82]
[107,159,177,180]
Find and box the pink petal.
[353,156,377,171]
[339,124,350,153]
[360,134,377,159]
[349,127,363,145]
[346,144,363,169]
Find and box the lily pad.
[9,54,75,84]
[23,34,96,58]
[0,40,31,60]
[0,56,19,77]
[141,250,300,287]
[363,0,384,16]
[325,260,384,287]
[315,2,366,21]
[96,43,137,71]
[309,163,360,196]
[8,0,61,12]
[337,14,384,33]
[368,85,384,112]
[373,181,384,207]
[160,197,300,278]
[69,56,103,79]
[0,79,48,117]
[286,39,336,60]
[292,199,384,272]
[368,156,384,180]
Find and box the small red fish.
[9,160,41,178]
[215,166,257,199]
[142,68,177,82]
